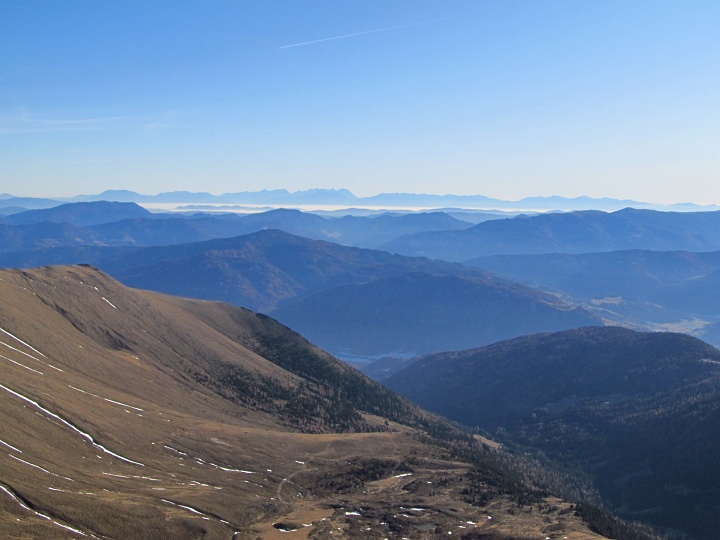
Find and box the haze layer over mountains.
[2,193,720,357]
[3,190,720,539]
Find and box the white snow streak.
[163,445,188,456]
[0,352,44,374]
[208,462,252,473]
[53,520,89,536]
[102,472,131,479]
[0,483,93,537]
[8,455,74,481]
[164,445,251,473]
[0,438,21,453]
[0,340,63,371]
[0,484,37,514]
[161,498,207,516]
[101,472,160,481]
[0,326,47,357]
[101,297,117,309]
[0,383,145,467]
[68,385,143,411]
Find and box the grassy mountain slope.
[385,326,720,538]
[0,265,621,540]
[0,245,139,269]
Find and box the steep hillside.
[97,229,476,312]
[385,327,720,539]
[381,209,720,261]
[274,272,599,357]
[94,230,599,358]
[0,222,98,253]
[0,265,625,540]
[2,230,602,360]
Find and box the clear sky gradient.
[1,1,718,204]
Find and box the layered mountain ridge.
[382,208,720,261]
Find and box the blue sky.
[1,1,718,204]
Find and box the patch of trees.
[575,503,663,540]
[301,458,412,497]
[386,326,720,539]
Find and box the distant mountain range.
[0,202,475,252]
[4,200,720,356]
[466,250,720,346]
[1,200,152,226]
[2,189,717,212]
[384,326,720,539]
[382,208,720,261]
[5,201,720,260]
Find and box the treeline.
[575,504,665,540]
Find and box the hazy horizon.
[2,1,718,204]
[5,187,720,216]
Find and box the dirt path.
[275,438,336,501]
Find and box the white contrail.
[278,17,448,50]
